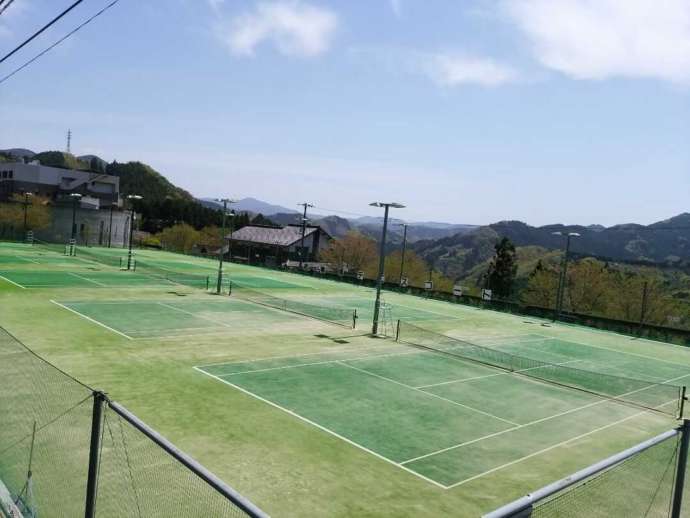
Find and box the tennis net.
[31,238,67,255]
[396,321,685,418]
[76,246,124,268]
[231,283,357,329]
[134,260,210,290]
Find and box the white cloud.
[504,0,690,84]
[218,1,337,58]
[421,52,519,87]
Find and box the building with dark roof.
[224,224,331,266]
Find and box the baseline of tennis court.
[50,298,331,339]
[196,341,690,489]
[0,269,208,289]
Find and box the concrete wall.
[33,206,131,248]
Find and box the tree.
[484,237,517,298]
[251,213,275,226]
[564,259,611,315]
[523,260,559,308]
[0,195,52,238]
[156,223,200,254]
[320,231,378,274]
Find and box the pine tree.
[485,237,518,298]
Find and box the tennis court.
[51,298,338,339]
[0,269,210,289]
[196,324,689,489]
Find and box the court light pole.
[552,231,580,321]
[126,194,142,270]
[398,223,408,286]
[370,202,405,335]
[298,202,314,269]
[216,198,236,294]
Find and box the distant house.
[223,224,331,266]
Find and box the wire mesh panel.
[0,327,93,517]
[134,260,210,290]
[396,321,685,418]
[485,429,684,518]
[76,247,124,268]
[0,327,268,518]
[231,282,356,328]
[31,238,68,256]
[531,434,679,518]
[95,404,265,518]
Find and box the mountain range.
[4,147,687,279]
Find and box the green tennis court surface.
[4,241,690,516]
[197,336,690,488]
[53,298,305,339]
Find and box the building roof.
[228,225,326,247]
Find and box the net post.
[352,309,357,329]
[672,419,690,518]
[395,319,401,341]
[678,386,686,420]
[84,390,107,518]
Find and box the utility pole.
[22,192,32,235]
[552,231,580,321]
[298,203,314,269]
[398,223,408,286]
[370,202,405,335]
[126,195,142,270]
[216,198,236,294]
[66,129,72,154]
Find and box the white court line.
[414,359,586,389]
[68,272,108,287]
[400,371,690,466]
[50,300,133,340]
[0,274,26,289]
[18,256,40,264]
[194,344,407,369]
[444,399,678,489]
[529,332,690,369]
[337,361,520,427]
[156,302,235,329]
[216,349,425,377]
[193,366,449,490]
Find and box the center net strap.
[396,321,684,418]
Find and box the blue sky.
[1,0,688,226]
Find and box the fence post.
[671,419,690,518]
[85,391,106,518]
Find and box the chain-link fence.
[484,424,690,518]
[0,327,268,518]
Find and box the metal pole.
[557,234,573,319]
[399,224,408,286]
[372,204,390,335]
[127,209,135,270]
[71,196,78,242]
[216,200,227,294]
[84,391,106,518]
[672,419,690,518]
[298,203,312,269]
[23,192,29,234]
[108,202,114,248]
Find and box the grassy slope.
[0,244,688,517]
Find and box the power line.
[0,0,122,85]
[0,0,86,65]
[0,0,16,16]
